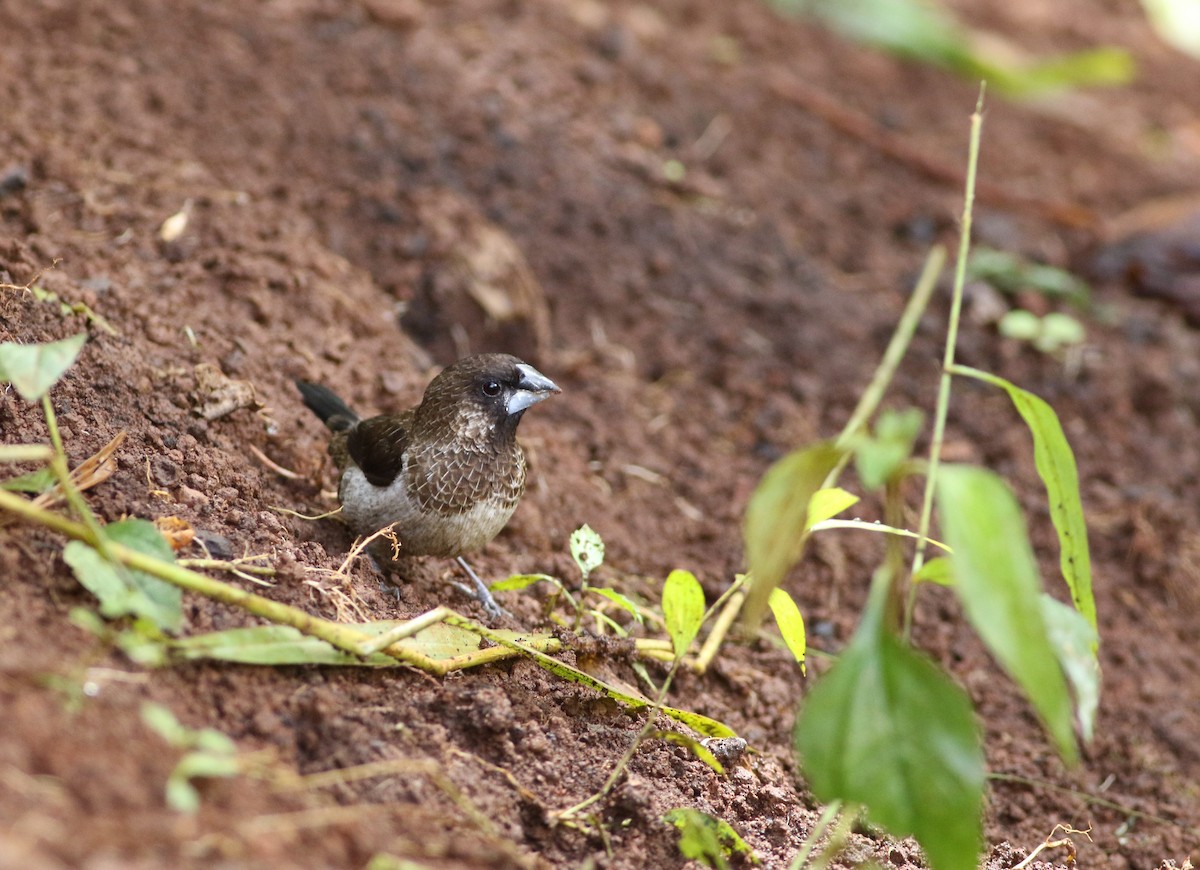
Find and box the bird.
[296,353,560,619]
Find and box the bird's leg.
[453,556,510,621]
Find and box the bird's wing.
[346,411,414,487]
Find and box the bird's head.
[415,353,560,446]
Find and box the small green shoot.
[64,518,184,634]
[998,310,1086,354]
[854,408,924,490]
[570,523,605,580]
[0,333,87,403]
[141,702,242,813]
[968,247,1092,309]
[663,808,759,869]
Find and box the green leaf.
[795,580,984,870]
[1040,595,1100,743]
[952,367,1096,635]
[0,467,57,493]
[969,247,1092,308]
[65,520,184,634]
[589,587,646,624]
[569,524,605,580]
[490,573,557,592]
[0,333,87,402]
[807,487,860,527]
[779,0,1132,98]
[767,588,807,672]
[913,556,955,586]
[743,442,843,627]
[142,701,189,746]
[936,465,1078,763]
[855,408,923,490]
[663,808,758,868]
[662,569,706,659]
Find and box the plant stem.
[789,800,843,870]
[829,245,946,472]
[907,85,986,643]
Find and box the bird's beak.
[507,363,561,415]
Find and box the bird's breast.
[337,443,526,557]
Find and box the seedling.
[738,91,1101,870]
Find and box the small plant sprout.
[140,702,244,813]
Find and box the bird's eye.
[481,380,502,398]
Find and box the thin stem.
[828,245,946,482]
[907,85,986,642]
[789,800,843,870]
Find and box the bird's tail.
[295,381,359,433]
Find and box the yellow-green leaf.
[914,556,954,586]
[663,569,706,659]
[767,587,807,672]
[807,487,860,528]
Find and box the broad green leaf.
[663,808,758,868]
[913,556,955,586]
[64,519,183,633]
[807,487,859,527]
[936,465,1077,763]
[855,408,923,490]
[0,466,57,493]
[1040,595,1100,742]
[767,587,807,672]
[569,524,604,580]
[651,731,725,775]
[590,587,646,624]
[0,333,87,402]
[952,366,1096,635]
[662,569,706,659]
[795,581,984,870]
[490,573,556,592]
[743,442,843,627]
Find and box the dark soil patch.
[2,0,1198,867]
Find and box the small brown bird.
[296,354,560,618]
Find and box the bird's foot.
[453,556,511,622]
